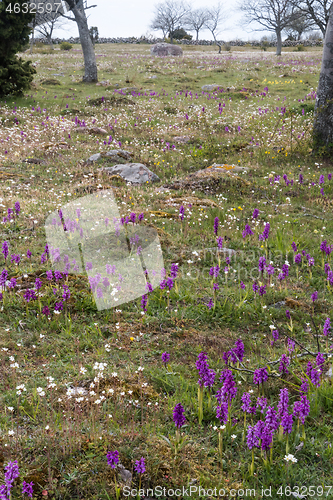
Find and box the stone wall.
[33,36,323,47]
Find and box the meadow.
[0,42,333,499]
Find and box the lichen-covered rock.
[165,164,250,192]
[210,164,248,173]
[87,153,101,163]
[105,149,132,161]
[87,149,132,164]
[101,163,160,184]
[150,43,183,57]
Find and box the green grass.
[0,43,332,499]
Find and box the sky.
[49,0,274,42]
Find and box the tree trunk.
[47,34,54,49]
[196,30,199,41]
[71,3,98,82]
[313,5,333,153]
[30,24,35,54]
[276,29,282,55]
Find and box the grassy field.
[0,43,333,499]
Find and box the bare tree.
[292,0,332,37]
[313,3,333,152]
[28,0,65,52]
[238,0,295,55]
[60,0,98,82]
[285,9,315,39]
[204,3,228,53]
[185,8,210,41]
[150,0,192,44]
[150,10,168,40]
[33,1,69,49]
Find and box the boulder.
[101,163,160,184]
[150,43,183,57]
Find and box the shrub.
[169,27,192,41]
[60,42,73,51]
[295,44,306,51]
[0,0,36,97]
[224,43,231,51]
[261,41,270,51]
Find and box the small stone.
[22,158,43,164]
[201,84,220,91]
[87,127,108,135]
[118,464,132,485]
[118,87,139,93]
[174,136,190,144]
[268,301,286,309]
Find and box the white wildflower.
[284,454,297,463]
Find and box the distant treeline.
[31,36,323,47]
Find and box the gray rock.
[22,158,43,164]
[201,84,220,91]
[87,153,101,163]
[151,43,183,57]
[87,149,132,164]
[118,464,132,485]
[101,163,160,184]
[268,301,286,309]
[174,136,190,144]
[118,87,139,93]
[105,149,132,161]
